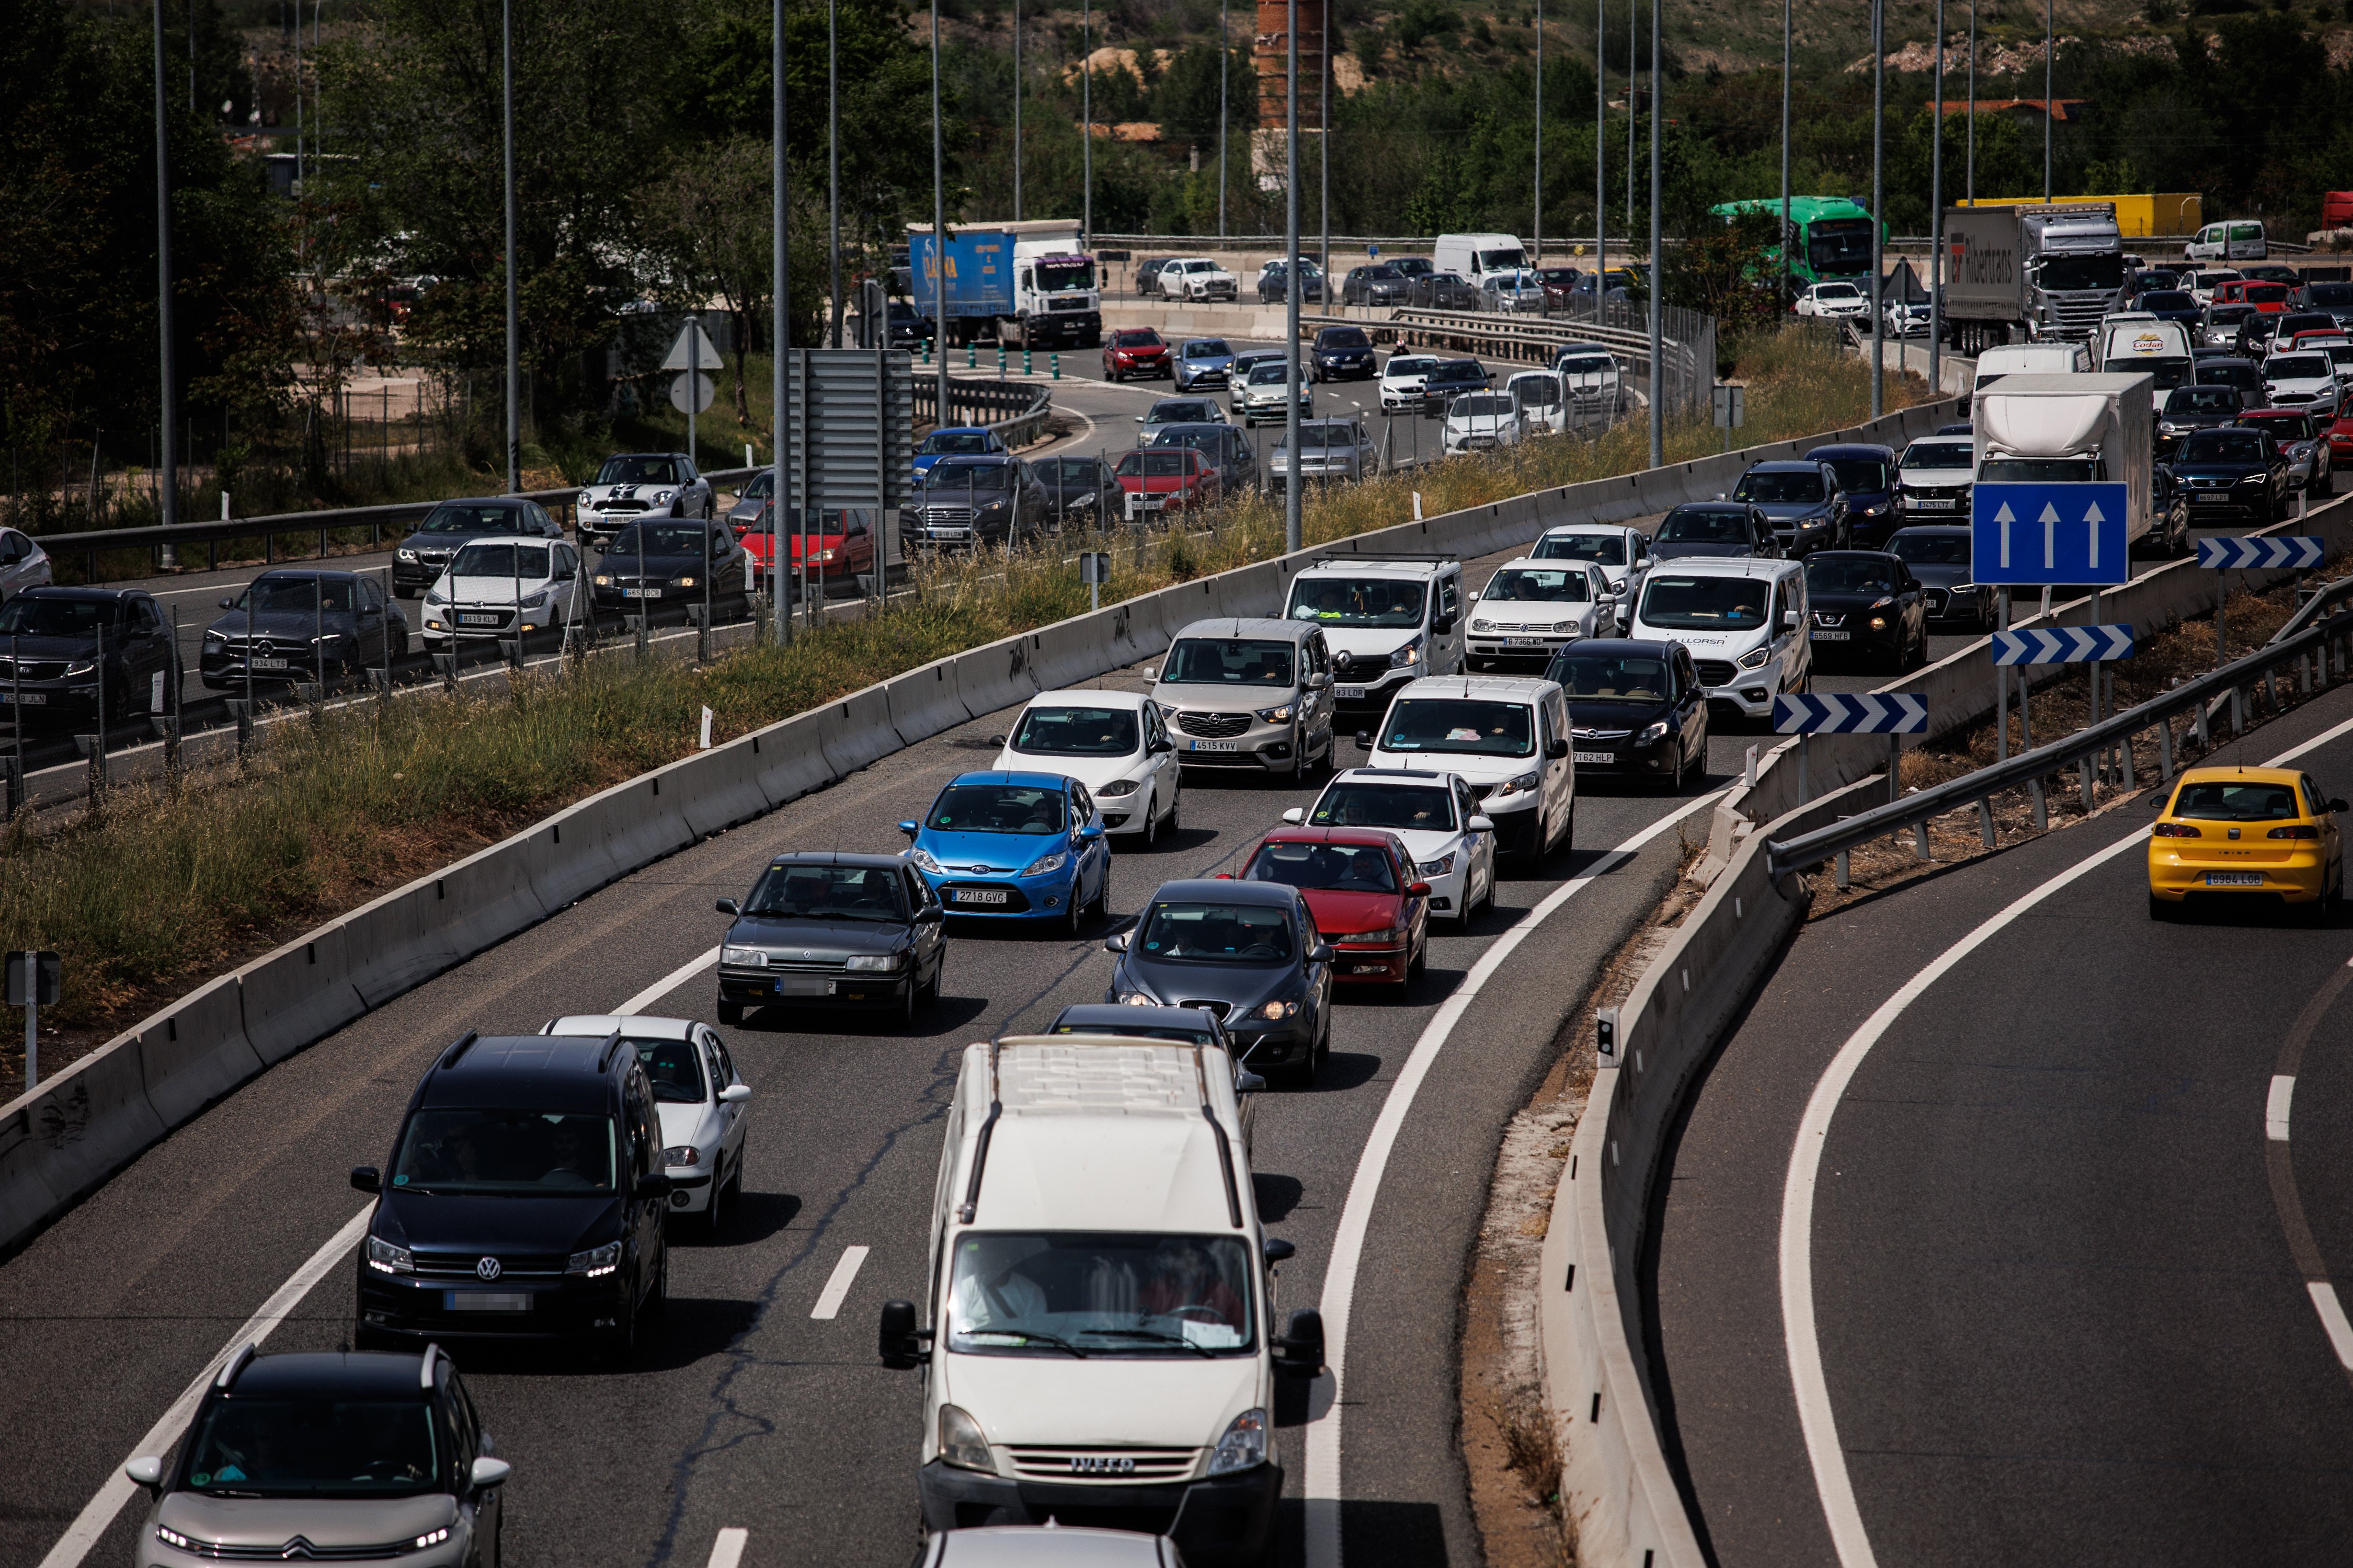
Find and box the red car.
[736,504,877,591]
[1113,447,1218,519]
[2218,279,2290,315]
[1231,827,1430,987]
[1102,328,1172,382]
[2324,394,2353,468]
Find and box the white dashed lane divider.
[706,1526,750,1568]
[619,947,725,1019]
[810,1246,872,1320]
[2269,1076,2297,1141]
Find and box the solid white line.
[809,1245,872,1321]
[1778,707,2353,1568]
[706,1526,750,1568]
[618,947,723,1018]
[37,1204,375,1568]
[1303,789,1729,1568]
[2269,1075,2298,1142]
[2310,1284,2353,1370]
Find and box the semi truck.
[1941,202,2126,352]
[1970,371,2154,549]
[907,219,1102,349]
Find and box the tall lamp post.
[1869,0,1884,420]
[502,0,519,493]
[1930,0,1945,394]
[154,0,177,531]
[1218,0,1228,239]
[2042,0,2053,203]
[1646,0,1660,467]
[772,0,792,645]
[1284,0,1301,555]
[1779,0,1790,313]
[931,0,947,425]
[830,0,842,345]
[1594,0,1605,304]
[1533,0,1543,268]
[1012,0,1022,221]
[1082,0,1092,243]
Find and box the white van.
[1972,340,2088,393]
[1507,369,1568,434]
[1628,556,1810,723]
[881,1034,1319,1565]
[1433,232,1529,292]
[2187,219,2268,263]
[1358,674,1574,857]
[1284,554,1466,731]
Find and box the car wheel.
[599,1290,638,1367]
[1659,742,1684,795]
[1063,887,1084,941]
[900,971,918,1026]
[1140,791,1158,849]
[1408,933,1426,983]
[1090,865,1112,923]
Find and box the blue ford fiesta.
[900,771,1111,933]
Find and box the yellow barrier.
[1955,193,2203,237]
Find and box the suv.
[0,585,176,727]
[1805,443,1899,546]
[1419,358,1492,418]
[1893,434,1974,519]
[1267,416,1375,491]
[202,569,410,686]
[1281,555,1466,727]
[577,453,714,544]
[1160,257,1239,302]
[1627,555,1811,724]
[1148,616,1337,777]
[878,1031,1322,1565]
[1356,675,1575,858]
[124,1347,509,1568]
[393,497,566,598]
[350,1030,676,1360]
[1730,459,1849,554]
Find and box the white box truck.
[1970,371,2155,547]
[1433,233,1529,292]
[878,1033,1322,1566]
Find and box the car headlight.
[157,1525,196,1551]
[425,589,448,606]
[1119,991,1158,1005]
[397,547,418,562]
[723,946,768,966]
[1338,927,1405,945]
[1257,998,1301,1020]
[1491,771,1543,798]
[1098,778,1140,797]
[675,576,698,589]
[64,659,95,677]
[204,630,227,643]
[1470,618,1493,632]
[663,1144,701,1167]
[593,574,613,587]
[1256,703,1295,723]
[653,489,676,503]
[1389,638,1423,669]
[519,589,550,609]
[1637,720,1670,743]
[844,953,905,971]
[578,490,593,506]
[365,1235,413,1275]
[908,847,943,874]
[1021,851,1070,878]
[1737,646,1774,669]
[1419,853,1457,875]
[412,1528,451,1551]
[1208,1409,1269,1476]
[566,1241,621,1277]
[1868,616,1887,630]
[939,1404,996,1474]
[1865,503,1888,517]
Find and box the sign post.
[7,950,61,1092]
[1971,479,2132,765]
[1775,693,1929,808]
[1712,382,1745,455]
[2198,535,2324,669]
[1080,551,1111,613]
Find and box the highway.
[1650,675,2353,1564]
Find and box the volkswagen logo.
[475,1256,501,1281]
[1067,1455,1136,1475]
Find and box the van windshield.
[1979,457,2099,483]
[1639,574,1771,631]
[390,1109,616,1196]
[1533,533,1627,566]
[1381,698,1536,758]
[1161,637,1296,685]
[1287,577,1426,627]
[947,1232,1257,1356]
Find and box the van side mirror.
[350,1166,381,1193]
[125,1456,165,1493]
[1545,738,1569,760]
[1236,1071,1267,1095]
[1273,1307,1327,1378]
[1262,1236,1296,1264]
[638,1172,673,1199]
[878,1299,928,1369]
[715,897,740,916]
[1431,616,1454,635]
[1781,610,1800,630]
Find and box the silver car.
[1233,360,1316,428]
[1478,270,1549,314]
[724,470,774,533]
[577,451,715,545]
[0,525,52,606]
[1148,616,1336,778]
[129,1345,509,1568]
[1270,417,1378,491]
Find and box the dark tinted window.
[1308,782,1456,831]
[1890,533,1969,566]
[1161,637,1295,684]
[1659,507,1753,543]
[1319,327,1372,348]
[745,862,911,919]
[924,460,1014,489]
[2171,781,2299,820]
[1733,470,1827,503]
[0,597,121,636]
[1246,839,1399,893]
[185,1398,439,1498]
[607,523,716,555]
[417,503,526,535]
[2166,386,2243,414]
[1135,901,1296,962]
[2140,291,2195,310]
[595,456,682,485]
[927,783,1069,835]
[631,1038,707,1104]
[235,576,357,612]
[391,1109,616,1195]
[1013,704,1141,756]
[2180,429,2274,463]
[1550,653,1668,701]
[1805,557,1901,594]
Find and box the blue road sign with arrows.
[2197,535,2324,570]
[1774,693,1929,734]
[1992,625,2135,665]
[1970,482,2131,587]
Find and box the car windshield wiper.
[965,1329,1090,1357]
[1077,1327,1224,1356]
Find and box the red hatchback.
[736,505,877,591]
[1103,328,1172,382]
[1234,827,1430,988]
[1113,447,1219,518]
[2325,394,2353,468]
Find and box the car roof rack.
[1309,551,1459,563]
[439,1030,479,1070]
[216,1341,258,1390]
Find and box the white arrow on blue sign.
[2196,535,2324,570]
[1774,692,1930,734]
[1970,482,2131,587]
[1991,625,2135,665]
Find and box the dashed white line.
[705,1526,750,1568]
[2269,1075,2298,1141]
[810,1246,871,1320]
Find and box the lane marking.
[38,1204,375,1568]
[1780,706,2353,1568]
[2309,1284,2353,1370]
[2269,1075,2298,1141]
[809,1245,871,1321]
[706,1526,750,1568]
[619,947,723,1018]
[1305,788,1730,1568]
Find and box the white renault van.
[1356,674,1574,858]
[1433,232,1529,292]
[879,1034,1322,1567]
[1284,554,1466,733]
[1627,556,1810,724]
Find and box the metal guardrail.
[1766,569,2353,879]
[987,384,1055,447]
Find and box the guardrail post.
[2079,757,2094,811]
[2196,700,2209,750]
[2,754,20,820]
[1836,844,1851,889]
[1797,735,1809,804]
[1888,735,1901,805]
[2121,729,2135,793]
[2160,714,2173,781]
[1913,822,1931,861]
[2304,653,2315,695]
[2031,777,2047,831]
[1978,798,1995,848]
[2232,686,2244,735]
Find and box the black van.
[351,1032,672,1360]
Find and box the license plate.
[0,691,44,705]
[1573,750,1615,764]
[953,888,1010,905]
[2205,871,2265,886]
[772,975,840,996]
[1190,739,1240,752]
[460,613,500,625]
[1333,685,1366,700]
[1911,498,1957,510]
[624,587,661,598]
[2195,493,2228,503]
[444,1292,531,1312]
[252,656,290,669]
[1507,637,1547,647]
[1812,630,1852,642]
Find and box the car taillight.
[2269,824,2321,839]
[2153,822,2203,837]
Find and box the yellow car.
[2148,765,2346,921]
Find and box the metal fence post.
[1978,797,1994,848]
[2159,713,2172,781]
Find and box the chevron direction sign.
[1774,692,1930,734]
[1992,624,2136,665]
[1971,482,2131,587]
[2196,536,2324,570]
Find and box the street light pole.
[1319,7,1329,304]
[1534,0,1543,268]
[830,0,842,346]
[503,0,519,494]
[1779,0,1790,313]
[1931,0,1945,394]
[1218,0,1228,240]
[773,0,792,646]
[1870,0,1884,418]
[1082,0,1092,244]
[1284,0,1301,555]
[1967,0,1977,203]
[154,0,178,532]
[1594,0,1604,309]
[932,0,947,425]
[2042,0,2053,204]
[1012,0,1021,222]
[1647,0,1660,467]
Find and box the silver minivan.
[1148,616,1336,777]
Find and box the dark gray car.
[1730,460,1849,554]
[1887,525,1991,630]
[1649,502,1780,562]
[392,497,564,598]
[1045,1001,1262,1153]
[1148,422,1260,495]
[1035,454,1121,527]
[1409,272,1479,310]
[1102,878,1334,1084]
[1343,264,1412,307]
[714,852,947,1026]
[0,586,177,728]
[201,570,409,690]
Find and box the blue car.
[912,427,1007,485]
[899,771,1112,933]
[1174,337,1238,393]
[1806,442,1900,547]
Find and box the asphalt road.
[1649,676,2353,1566]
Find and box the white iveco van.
[878,1034,1323,1567]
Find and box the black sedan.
[1803,551,1927,672]
[2135,289,2203,333]
[1103,879,1333,1085]
[2157,384,2246,457]
[2171,425,2292,524]
[590,520,749,613]
[0,586,176,728]
[1419,358,1493,418]
[1546,639,1709,794]
[1649,502,1779,562]
[1035,453,1120,528]
[1409,272,1478,310]
[904,456,1048,549]
[201,569,409,690]
[1310,325,1378,382]
[1887,526,1992,631]
[714,853,947,1026]
[392,496,565,598]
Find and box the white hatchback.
[1467,558,1618,672]
[1284,766,1497,925]
[421,536,582,647]
[1444,392,1525,455]
[1380,354,1441,413]
[2263,350,2339,410]
[988,689,1182,844]
[542,1015,750,1233]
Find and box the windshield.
[1454,395,1511,418]
[232,576,355,612]
[1288,425,1357,449]
[1245,839,1399,893]
[183,1399,438,1500]
[1147,400,1219,424]
[1307,782,1456,830]
[1320,327,1371,348]
[417,502,526,535]
[1477,247,1526,271]
[1812,283,1861,300]
[1247,362,1290,385]
[2037,254,2126,292]
[1823,457,1891,492]
[1639,574,1771,631]
[1980,456,2099,482]
[1153,429,1227,458]
[919,431,994,455]
[1385,357,1438,379]
[608,523,715,555]
[1013,704,1140,756]
[1901,442,1971,471]
[946,1231,1256,1356]
[1160,637,1295,685]
[596,456,682,485]
[1036,258,1094,292]
[1534,532,1627,566]
[1511,376,1562,408]
[0,597,119,636]
[2269,354,2333,380]
[1184,339,1231,358]
[1043,457,1101,483]
[1430,362,1486,386]
[1890,533,1969,566]
[390,1108,615,1196]
[2242,414,2316,439]
[2180,430,2274,463]
[2142,291,2195,310]
[450,543,552,579]
[1381,698,1536,758]
[2170,781,2300,820]
[1805,557,1901,594]
[1659,508,1751,543]
[743,862,910,920]
[1482,566,1590,602]
[1734,471,1826,504]
[1806,222,1875,271]
[927,783,1068,835]
[2247,284,2290,304]
[1112,330,1163,347]
[1286,577,1426,628]
[1551,652,1669,702]
[738,471,774,498]
[1115,452,1190,478]
[2310,284,2353,305]
[2167,387,2243,415]
[924,461,1014,490]
[1560,356,1615,378]
[2199,361,2261,392]
[633,1038,707,1105]
[1134,900,1296,963]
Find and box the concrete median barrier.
[136,976,263,1128]
[817,685,906,779]
[0,1033,170,1261]
[744,713,841,810]
[881,658,975,744]
[237,924,368,1067]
